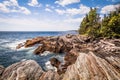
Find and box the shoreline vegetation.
[79,6,120,38]
[0,6,120,80]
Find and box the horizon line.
[0,30,77,32]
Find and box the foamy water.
[45,61,57,71]
[0,31,76,69]
[2,40,26,50]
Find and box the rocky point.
[1,34,119,80]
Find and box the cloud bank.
[0,0,31,15]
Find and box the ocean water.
[0,31,77,70]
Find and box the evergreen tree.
[79,8,100,37]
[100,7,120,38]
[78,14,89,34]
[79,6,120,38]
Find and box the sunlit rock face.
[1,60,60,80]
[20,34,91,55]
[62,52,120,80]
[39,70,59,80]
[63,38,120,80]
[16,34,92,74]
[1,60,44,80]
[15,34,120,80]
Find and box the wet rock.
[32,35,89,54]
[49,58,63,74]
[34,45,45,54]
[0,65,4,80]
[50,58,61,68]
[25,37,45,47]
[16,43,24,49]
[17,34,92,54]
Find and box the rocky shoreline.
[0,34,120,80]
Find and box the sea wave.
[40,51,52,56]
[45,61,57,71]
[1,39,26,50]
[44,53,65,71]
[0,39,9,44]
[54,54,65,64]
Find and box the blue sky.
[0,0,119,31]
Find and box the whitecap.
[17,46,34,51]
[2,39,26,50]
[25,48,38,58]
[53,54,65,64]
[12,56,20,60]
[40,51,52,56]
[0,39,9,44]
[17,43,41,52]
[44,61,57,71]
[26,47,35,53]
[21,59,27,62]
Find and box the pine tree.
[78,14,89,34]
[79,8,100,37]
[101,7,120,38]
[79,6,120,38]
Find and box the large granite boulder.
[62,52,120,80]
[1,60,44,80]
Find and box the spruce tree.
[100,7,120,38]
[79,6,120,38]
[79,8,100,37]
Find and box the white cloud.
[0,17,77,31]
[46,4,50,7]
[64,17,84,23]
[100,14,104,20]
[0,3,10,13]
[19,7,31,15]
[45,4,55,12]
[0,0,31,15]
[46,4,55,9]
[101,4,120,14]
[55,9,65,15]
[45,8,52,12]
[28,0,41,7]
[9,0,18,6]
[55,4,90,15]
[55,0,80,6]
[3,0,19,6]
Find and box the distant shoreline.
[0,30,78,32]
